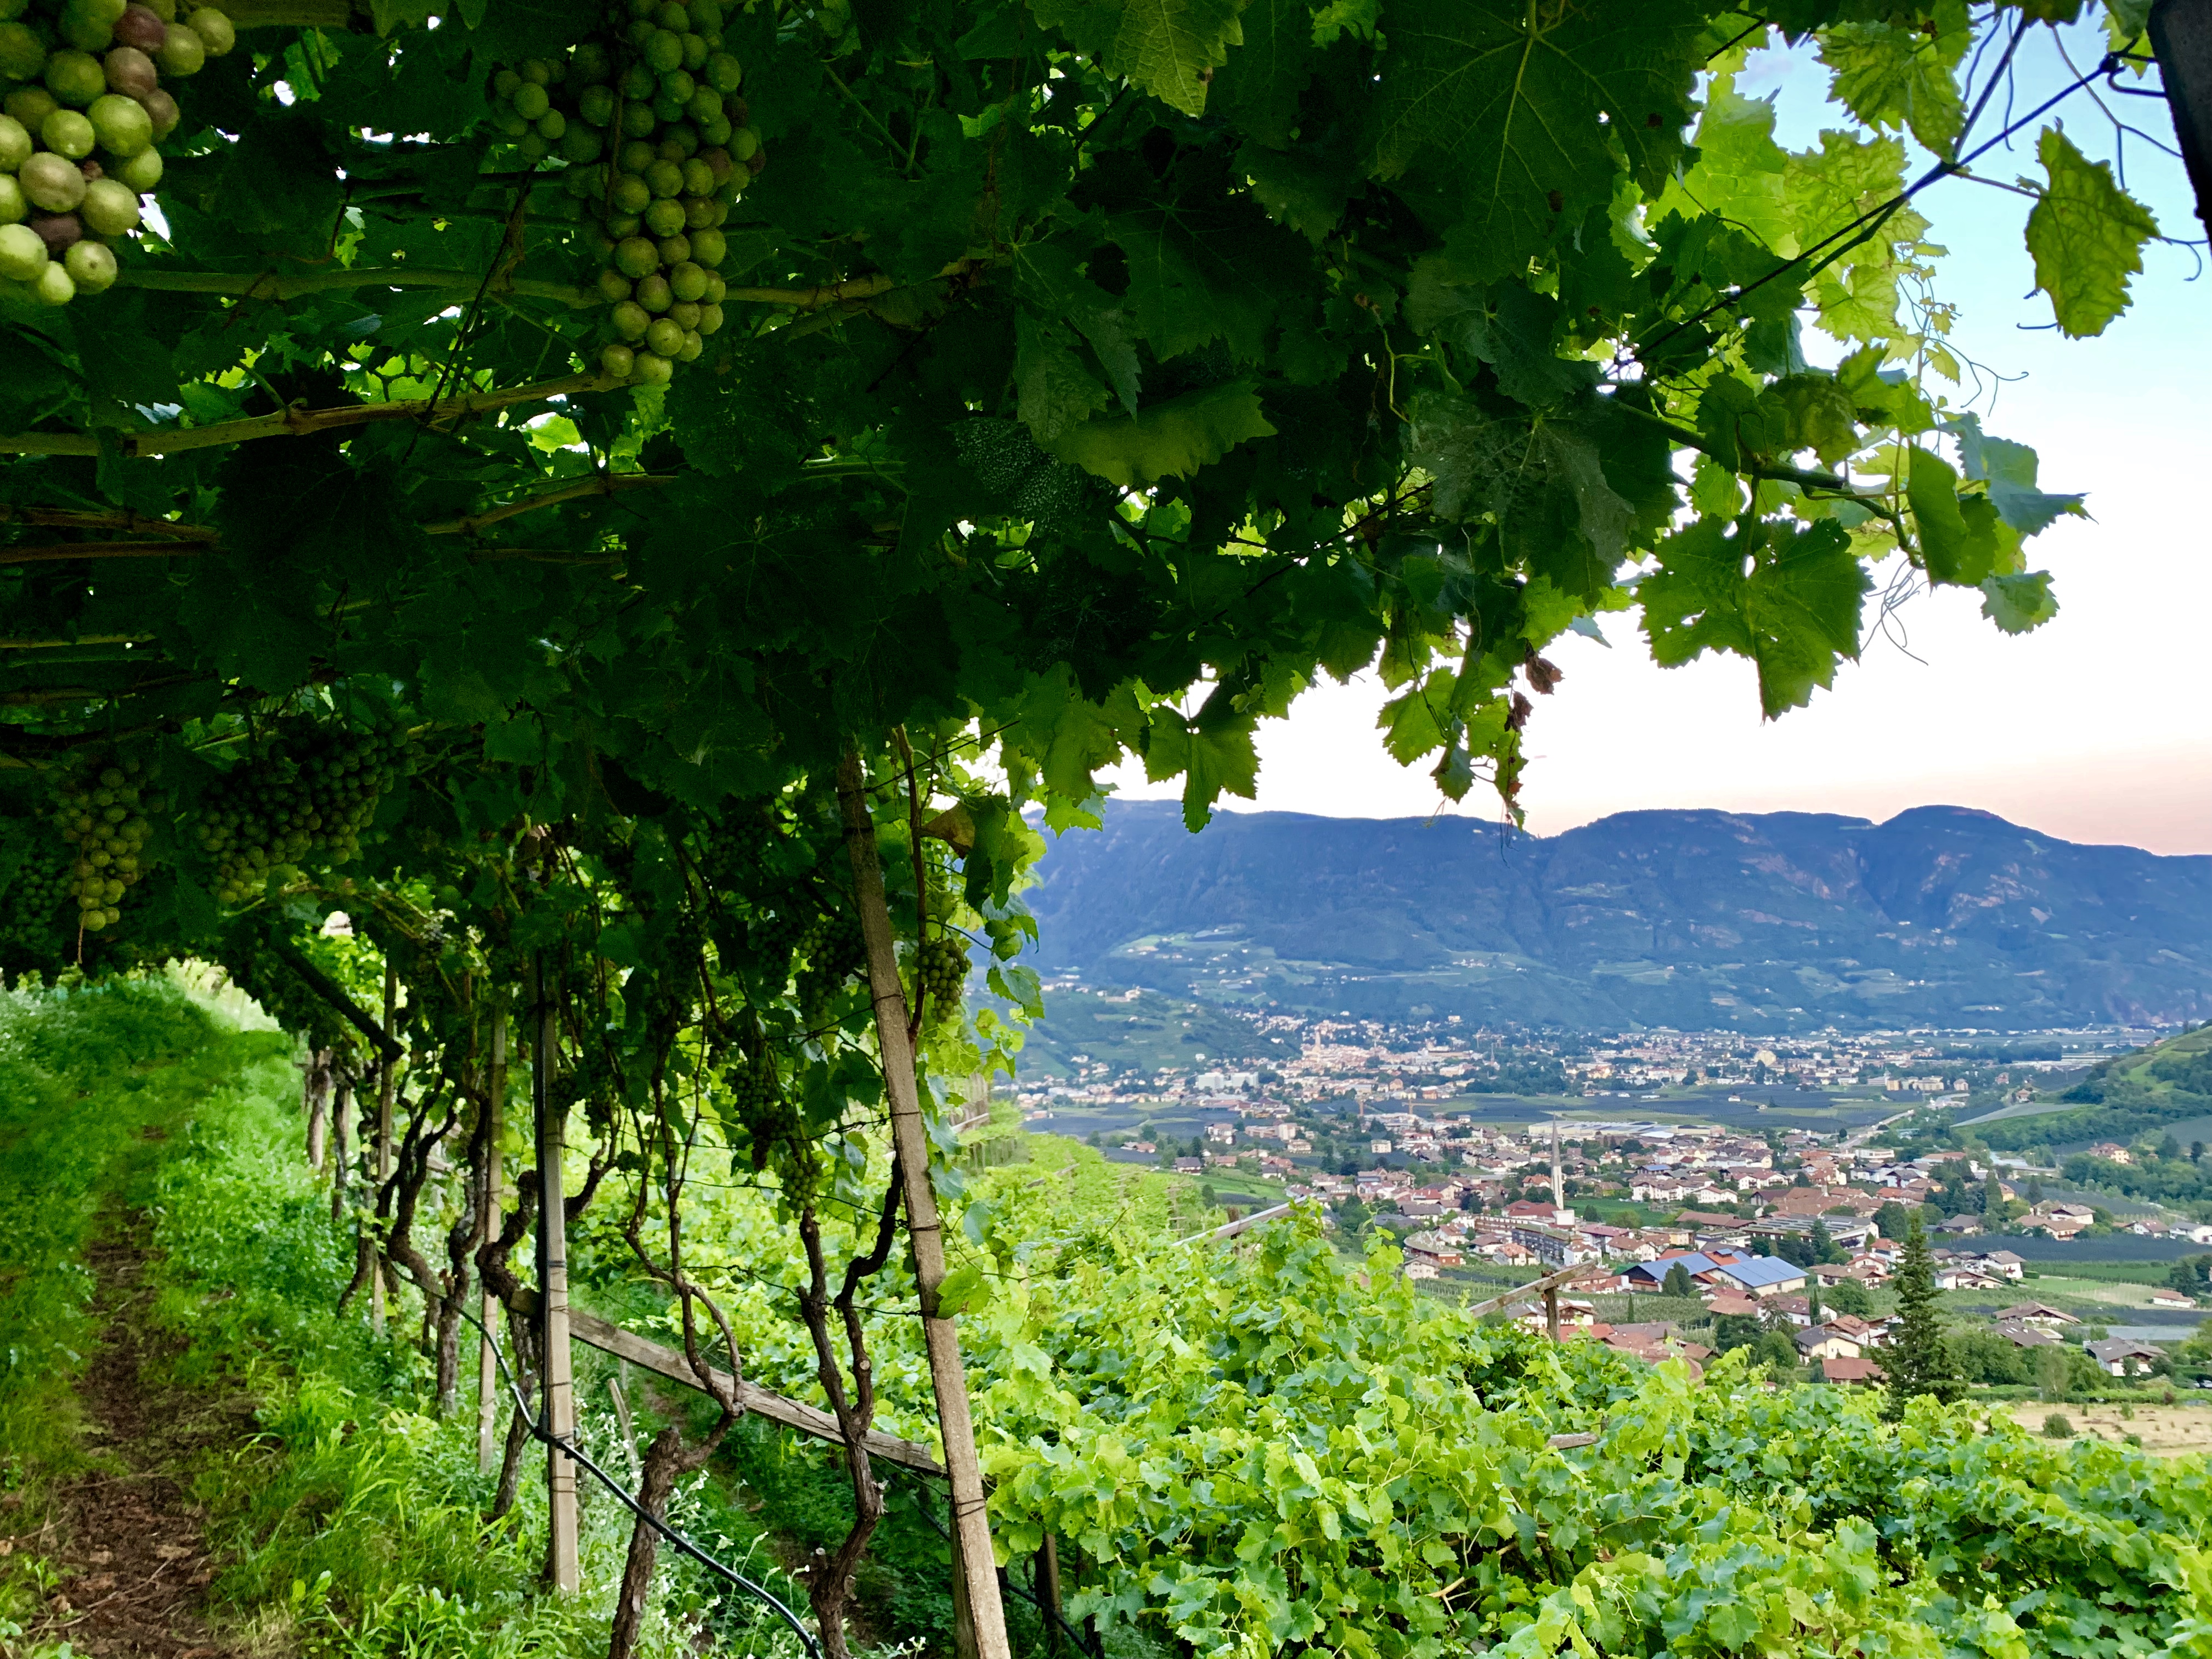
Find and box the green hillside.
[7,981,2212,1659]
[1977,1023,2212,1154]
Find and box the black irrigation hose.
[455,1304,825,1659]
[894,1466,1104,1659]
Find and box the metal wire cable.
[455,1302,825,1659]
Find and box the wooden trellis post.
[477,1009,506,1473]
[532,952,579,1593]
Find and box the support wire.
[456,1303,825,1659]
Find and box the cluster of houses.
[1472,1253,2180,1384]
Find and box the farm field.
[2008,1402,2212,1459]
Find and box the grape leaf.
[1366,0,1703,279]
[1944,413,2085,534]
[1108,194,1305,363]
[1979,570,2059,633]
[1143,713,1261,830]
[1656,76,1793,255]
[1049,381,1277,487]
[1012,240,1143,413]
[1640,516,1867,716]
[1016,313,1111,448]
[1209,0,1317,146]
[1237,143,1359,244]
[2025,126,2159,338]
[461,0,603,63]
[1818,20,1967,155]
[1026,0,1245,116]
[1907,445,2001,586]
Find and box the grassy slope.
[0,980,816,1659]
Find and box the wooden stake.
[330,1075,351,1226]
[610,1370,641,1482]
[533,951,580,1594]
[304,1049,328,1170]
[950,1492,978,1659]
[371,960,397,1337]
[1039,1535,1063,1659]
[837,749,1011,1659]
[477,1010,507,1474]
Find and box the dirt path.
[27,1215,249,1658]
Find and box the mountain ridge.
[1020,802,2212,1030]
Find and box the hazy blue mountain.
[1020,802,2212,1031]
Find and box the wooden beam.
[1175,1203,1291,1246]
[1463,1260,1601,1322]
[506,1289,945,1476]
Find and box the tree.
[1883,1215,1965,1420]
[1982,1173,2009,1221]
[1808,1283,1825,1325]
[2036,1344,2076,1403]
[1713,1313,1763,1353]
[1755,1329,1802,1379]
[2158,1133,2183,1163]
[1334,1197,1372,1237]
[1825,1279,1875,1319]
[1876,1202,1912,1243]
[1662,1262,1697,1300]
[2169,1255,2212,1299]
[1809,1218,1845,1265]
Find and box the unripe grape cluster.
[196,722,418,907]
[915,935,968,1012]
[0,838,74,960]
[0,0,231,306]
[48,749,160,932]
[723,1053,799,1171]
[794,907,863,1025]
[484,0,764,388]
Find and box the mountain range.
[1020,802,2212,1031]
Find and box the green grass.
[2029,1261,2195,1288]
[0,977,294,1649]
[0,978,820,1659]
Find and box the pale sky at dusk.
[1107,27,2212,856]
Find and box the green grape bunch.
[793,907,863,1026]
[797,908,863,978]
[723,1053,794,1172]
[47,748,161,933]
[196,721,417,907]
[483,0,761,388]
[0,833,74,962]
[915,935,967,1013]
[747,902,808,974]
[0,0,233,306]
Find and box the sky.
[1105,26,2212,856]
